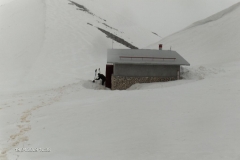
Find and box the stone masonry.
[111,75,176,90]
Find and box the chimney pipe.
[159,44,163,50]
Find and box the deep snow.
[1,0,240,160]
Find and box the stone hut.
[105,47,190,90]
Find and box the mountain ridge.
[186,2,240,30]
[147,2,240,66]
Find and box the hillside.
[0,0,159,93]
[148,2,240,66]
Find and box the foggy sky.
[0,0,239,38]
[0,0,13,6]
[129,0,240,37]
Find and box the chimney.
[159,44,163,50]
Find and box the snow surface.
[1,0,240,160]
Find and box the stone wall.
[112,75,176,90]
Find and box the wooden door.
[105,64,114,89]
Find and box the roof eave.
[107,62,190,66]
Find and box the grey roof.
[107,49,190,66]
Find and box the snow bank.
[82,80,110,90]
[128,66,225,90]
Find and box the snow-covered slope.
[148,2,240,66]
[1,1,240,160]
[0,0,159,92]
[0,0,46,91]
